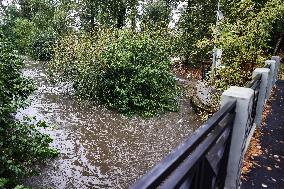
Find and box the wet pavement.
[241,80,284,189]
[17,59,202,189]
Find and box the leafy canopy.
[50,29,179,116]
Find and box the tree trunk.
[273,33,283,55]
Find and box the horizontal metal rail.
[245,73,262,89]
[159,113,235,189]
[245,70,263,135]
[130,100,237,189]
[131,62,271,189]
[264,63,271,69]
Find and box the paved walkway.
[241,80,284,189]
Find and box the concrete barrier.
[223,56,281,189]
[221,87,254,189]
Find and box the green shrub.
[0,177,28,189]
[12,18,37,54]
[141,1,170,30]
[50,29,179,116]
[0,35,58,188]
[176,0,217,66]
[0,39,34,115]
[197,0,284,90]
[30,29,57,61]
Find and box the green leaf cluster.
[0,34,58,188]
[50,29,179,116]
[1,0,74,61]
[199,0,284,90]
[175,0,218,66]
[141,1,171,30]
[29,29,57,61]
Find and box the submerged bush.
[6,16,56,61]
[50,29,179,116]
[12,18,37,54]
[0,35,58,188]
[30,29,57,61]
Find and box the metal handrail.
[131,62,271,188]
[159,113,235,189]
[245,73,262,89]
[130,100,237,189]
[264,63,271,69]
[245,70,263,132]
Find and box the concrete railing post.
[242,68,271,152]
[252,68,270,127]
[265,60,276,99]
[271,56,281,81]
[221,87,254,189]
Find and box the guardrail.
[130,56,281,189]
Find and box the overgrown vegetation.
[0,0,72,61]
[1,0,282,114]
[50,29,178,116]
[0,0,284,187]
[0,33,58,188]
[176,0,218,66]
[202,0,284,91]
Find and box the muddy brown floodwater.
[17,59,202,189]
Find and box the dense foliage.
[141,0,175,30]
[176,0,218,66]
[78,0,129,30]
[200,0,284,90]
[29,29,56,61]
[0,0,283,187]
[0,0,282,111]
[0,0,72,61]
[50,29,179,116]
[0,34,58,188]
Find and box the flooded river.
[17,59,202,189]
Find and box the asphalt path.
[241,80,284,189]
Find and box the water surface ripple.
[17,59,202,189]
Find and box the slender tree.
[177,0,218,65]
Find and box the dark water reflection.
[17,59,202,189]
